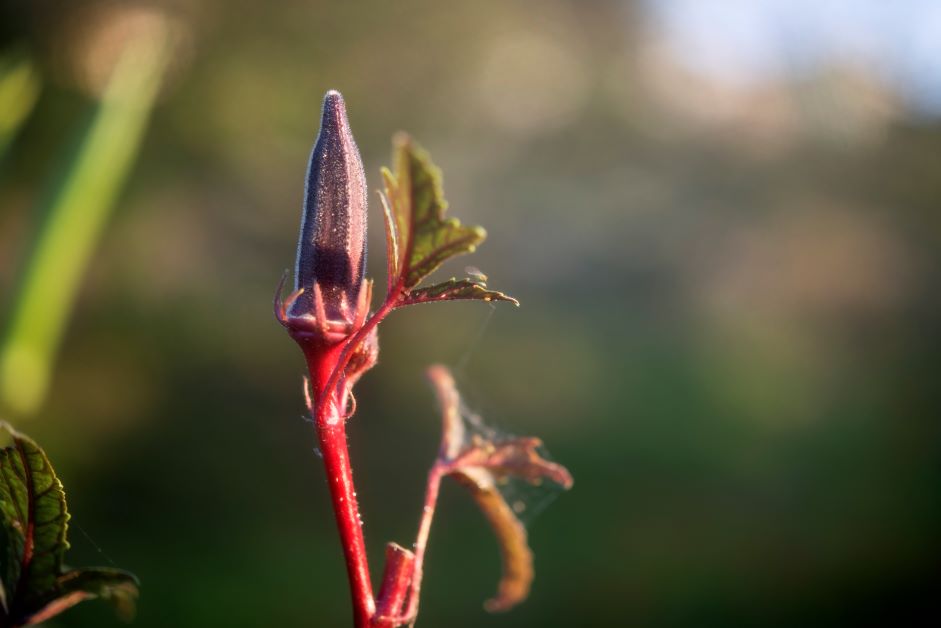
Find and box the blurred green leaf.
[0,423,138,626]
[0,24,172,417]
[0,50,40,162]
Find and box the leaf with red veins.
[0,423,138,626]
[425,366,572,614]
[0,423,69,612]
[380,135,517,307]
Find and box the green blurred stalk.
[0,51,41,162]
[1,26,172,417]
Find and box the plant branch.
[281,116,528,627]
[396,463,446,623]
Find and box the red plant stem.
[298,291,444,627]
[307,343,376,628]
[317,419,375,626]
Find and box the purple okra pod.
[290,90,368,324]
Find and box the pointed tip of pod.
[321,89,345,118]
[319,90,351,140]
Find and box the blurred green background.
[1,1,939,626]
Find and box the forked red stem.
[296,282,455,627]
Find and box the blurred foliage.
[0,1,939,627]
[0,52,39,162]
[1,13,172,416]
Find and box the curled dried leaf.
[455,437,573,489]
[425,366,572,613]
[452,471,533,613]
[427,364,465,461]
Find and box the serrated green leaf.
[0,424,138,626]
[400,278,519,307]
[382,135,488,290]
